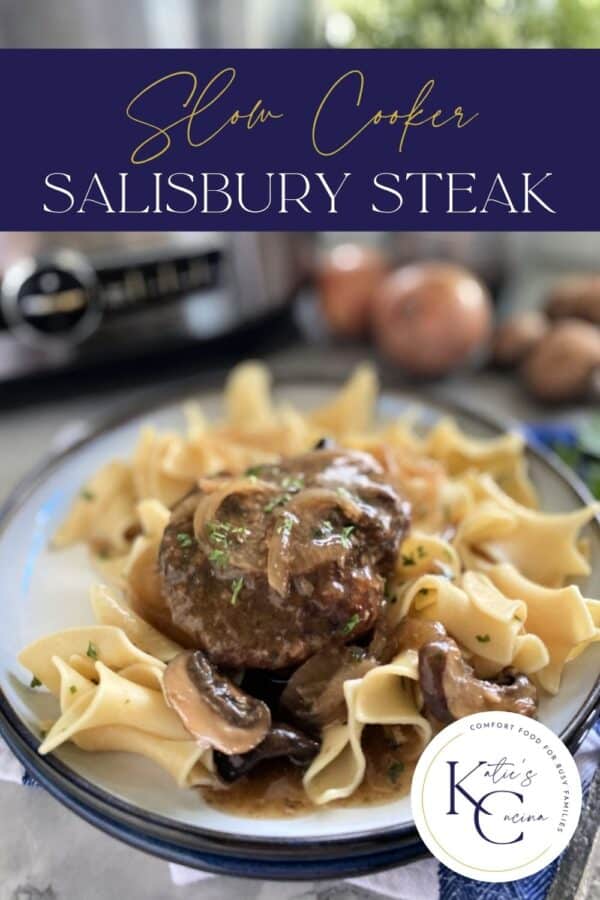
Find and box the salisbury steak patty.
[159,448,410,669]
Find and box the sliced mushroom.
[163,650,271,755]
[418,637,537,723]
[214,722,320,783]
[370,614,447,663]
[240,667,293,711]
[280,646,377,729]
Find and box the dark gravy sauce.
[201,726,416,818]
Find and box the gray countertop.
[0,339,596,900]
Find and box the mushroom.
[521,319,600,403]
[546,275,600,326]
[418,637,537,723]
[163,650,271,755]
[280,646,377,729]
[213,722,320,783]
[369,614,447,664]
[491,311,548,368]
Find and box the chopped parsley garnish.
[476,634,491,643]
[340,525,355,549]
[176,532,194,549]
[69,685,77,695]
[314,519,334,540]
[208,547,229,567]
[417,545,426,559]
[230,576,244,606]
[86,641,98,660]
[265,476,304,513]
[387,761,405,784]
[443,548,453,562]
[401,554,415,566]
[29,676,41,688]
[265,494,289,513]
[277,512,295,537]
[80,489,95,501]
[281,475,304,492]
[206,521,249,561]
[314,520,354,548]
[341,613,360,635]
[206,521,229,544]
[245,465,263,477]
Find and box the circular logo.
[411,712,582,883]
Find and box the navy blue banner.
[0,49,596,230]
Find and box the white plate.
[0,379,599,861]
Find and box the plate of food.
[0,363,599,880]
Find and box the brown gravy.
[201,726,415,818]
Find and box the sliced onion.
[293,486,364,520]
[193,477,277,540]
[266,511,298,596]
[265,488,361,594]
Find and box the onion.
[193,477,278,575]
[372,262,493,377]
[318,243,387,338]
[266,510,299,597]
[266,487,361,594]
[193,477,275,541]
[287,486,364,521]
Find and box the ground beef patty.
[158,448,410,669]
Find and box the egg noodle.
[18,363,600,805]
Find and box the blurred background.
[3,0,600,48]
[0,0,598,496]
